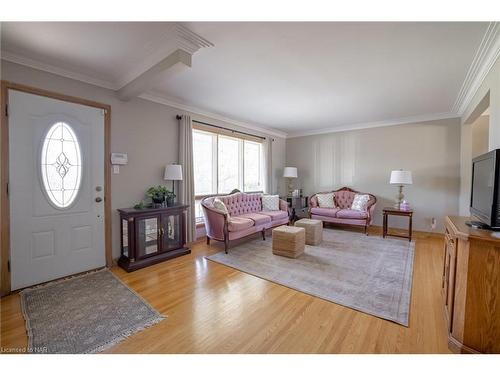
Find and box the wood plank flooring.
[0,228,451,353]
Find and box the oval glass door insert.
[41,122,82,208]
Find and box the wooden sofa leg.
[365,225,368,235]
[224,239,229,254]
[262,229,266,240]
[206,236,210,245]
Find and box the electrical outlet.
[431,217,437,230]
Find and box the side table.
[382,207,413,242]
[286,196,309,222]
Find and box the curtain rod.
[176,115,268,141]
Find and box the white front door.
[9,90,106,290]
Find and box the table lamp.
[283,167,298,197]
[390,170,412,208]
[164,164,183,198]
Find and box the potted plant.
[146,185,172,207]
[165,190,176,207]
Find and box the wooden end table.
[382,207,413,242]
[285,196,309,223]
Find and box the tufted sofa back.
[216,192,262,216]
[218,192,262,216]
[333,190,356,209]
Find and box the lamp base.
[395,185,404,209]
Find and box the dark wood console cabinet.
[442,216,500,353]
[118,205,191,272]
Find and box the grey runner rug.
[20,269,164,353]
[207,228,415,326]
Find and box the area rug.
[20,269,165,353]
[207,228,415,326]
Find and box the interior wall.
[462,55,500,151]
[0,60,286,258]
[459,54,500,215]
[286,118,461,232]
[471,115,490,158]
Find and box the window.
[40,122,82,208]
[193,126,266,222]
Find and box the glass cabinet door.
[161,213,182,251]
[121,219,129,257]
[136,215,160,258]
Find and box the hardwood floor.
[0,228,451,353]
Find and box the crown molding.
[0,52,286,138]
[452,22,500,116]
[286,112,459,138]
[139,92,288,139]
[1,50,119,90]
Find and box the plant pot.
[166,197,174,207]
[152,196,164,204]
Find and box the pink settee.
[309,187,377,234]
[201,192,289,253]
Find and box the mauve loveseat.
[201,192,289,253]
[309,187,376,234]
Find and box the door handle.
[95,197,103,203]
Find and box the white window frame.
[193,128,266,223]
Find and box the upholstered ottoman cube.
[294,218,323,245]
[272,226,305,258]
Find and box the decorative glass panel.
[137,217,158,257]
[122,219,129,257]
[41,122,82,208]
[162,214,181,251]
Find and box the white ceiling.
[0,22,491,136]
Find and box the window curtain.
[264,137,273,194]
[178,114,196,242]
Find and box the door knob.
[95,197,103,202]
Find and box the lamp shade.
[390,170,412,185]
[283,167,298,178]
[164,164,183,181]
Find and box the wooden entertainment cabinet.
[442,216,500,353]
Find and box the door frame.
[1,81,112,296]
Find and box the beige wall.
[1,61,286,258]
[286,119,461,232]
[459,115,489,215]
[471,115,489,158]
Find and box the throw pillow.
[316,193,335,208]
[213,198,230,217]
[262,195,280,211]
[351,194,370,211]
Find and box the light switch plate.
[113,165,120,174]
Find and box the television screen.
[471,156,495,218]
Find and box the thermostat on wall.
[111,153,128,165]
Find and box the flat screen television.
[469,149,500,230]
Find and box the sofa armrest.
[201,203,228,241]
[309,194,318,208]
[279,199,289,212]
[367,202,377,225]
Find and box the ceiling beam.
[117,49,192,101]
[116,23,213,101]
